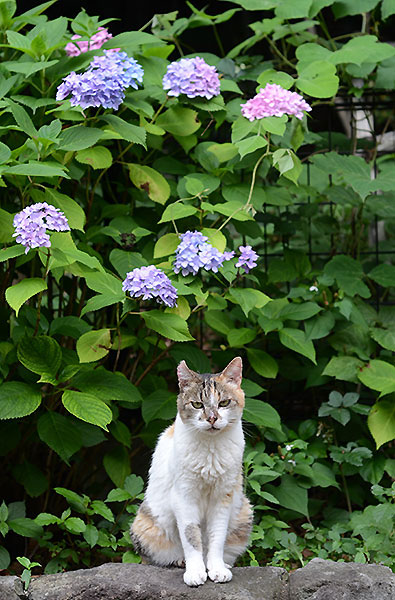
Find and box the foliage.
[0,0,394,576]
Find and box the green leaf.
[0,245,25,262]
[311,463,340,489]
[58,126,102,151]
[257,69,294,89]
[279,328,316,363]
[0,140,11,164]
[12,461,48,497]
[370,328,395,352]
[324,255,370,298]
[83,524,99,547]
[64,517,86,534]
[109,249,147,278]
[141,311,194,342]
[304,311,335,340]
[260,115,288,135]
[159,202,198,223]
[382,0,395,18]
[106,488,132,502]
[43,189,85,232]
[85,272,123,298]
[275,0,313,18]
[0,546,10,570]
[268,475,309,517]
[4,98,37,137]
[101,115,146,148]
[235,135,267,159]
[0,208,15,243]
[368,264,395,287]
[62,390,113,431]
[280,301,321,321]
[201,228,227,252]
[124,473,144,497]
[1,161,68,178]
[358,359,395,396]
[76,146,112,170]
[54,487,86,513]
[296,60,339,98]
[156,106,201,136]
[37,411,82,463]
[247,348,278,379]
[243,398,282,431]
[76,329,111,363]
[8,518,43,538]
[73,367,142,405]
[17,335,61,383]
[142,389,177,424]
[0,382,41,419]
[204,310,234,335]
[332,35,395,65]
[227,288,270,317]
[368,399,395,449]
[103,445,130,487]
[227,328,256,347]
[207,142,238,163]
[81,294,120,317]
[128,163,170,205]
[153,233,180,258]
[50,316,91,339]
[5,278,47,316]
[322,356,363,382]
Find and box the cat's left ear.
[219,356,242,387]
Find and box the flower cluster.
[56,50,144,110]
[163,57,220,99]
[236,245,258,273]
[65,27,112,57]
[122,266,178,308]
[173,230,233,276]
[13,203,70,253]
[241,83,311,121]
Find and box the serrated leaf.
[141,311,194,342]
[268,475,309,517]
[368,399,395,449]
[358,359,395,396]
[128,163,170,204]
[73,367,142,405]
[123,474,144,497]
[5,278,47,316]
[43,189,85,232]
[8,518,43,538]
[0,382,41,419]
[64,517,86,534]
[142,389,177,424]
[17,335,61,382]
[37,411,82,463]
[235,135,267,159]
[76,329,111,363]
[76,146,112,170]
[101,115,147,148]
[58,126,102,151]
[322,356,363,382]
[227,288,270,317]
[62,390,113,430]
[324,255,370,298]
[83,524,99,547]
[279,328,316,363]
[368,263,395,287]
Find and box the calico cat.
[131,356,253,587]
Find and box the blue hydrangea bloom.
[235,245,258,273]
[56,50,144,110]
[122,266,178,308]
[13,202,70,253]
[173,230,234,276]
[163,57,220,99]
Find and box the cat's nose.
[207,414,218,425]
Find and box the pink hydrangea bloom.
[241,84,312,121]
[65,27,113,57]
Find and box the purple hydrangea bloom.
[236,245,258,273]
[163,57,220,99]
[56,50,144,110]
[65,27,113,57]
[241,84,312,121]
[122,265,178,308]
[173,230,234,276]
[13,202,70,253]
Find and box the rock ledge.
[0,559,393,600]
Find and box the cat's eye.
[218,399,231,408]
[191,401,204,409]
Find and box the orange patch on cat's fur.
[163,423,175,438]
[132,504,174,554]
[226,496,253,547]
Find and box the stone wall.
[1,559,394,600]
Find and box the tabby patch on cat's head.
[177,357,244,433]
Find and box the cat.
[131,356,253,587]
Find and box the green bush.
[0,0,394,575]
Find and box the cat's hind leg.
[131,502,184,567]
[224,495,253,567]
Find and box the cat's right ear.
[177,360,199,391]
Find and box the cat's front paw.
[208,565,233,583]
[183,566,207,587]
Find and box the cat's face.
[176,357,244,433]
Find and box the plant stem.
[33,249,51,336]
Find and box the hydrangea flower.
[173,230,235,276]
[65,27,113,57]
[122,266,178,308]
[235,245,258,273]
[241,84,311,121]
[13,203,70,253]
[163,57,220,99]
[56,50,144,110]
